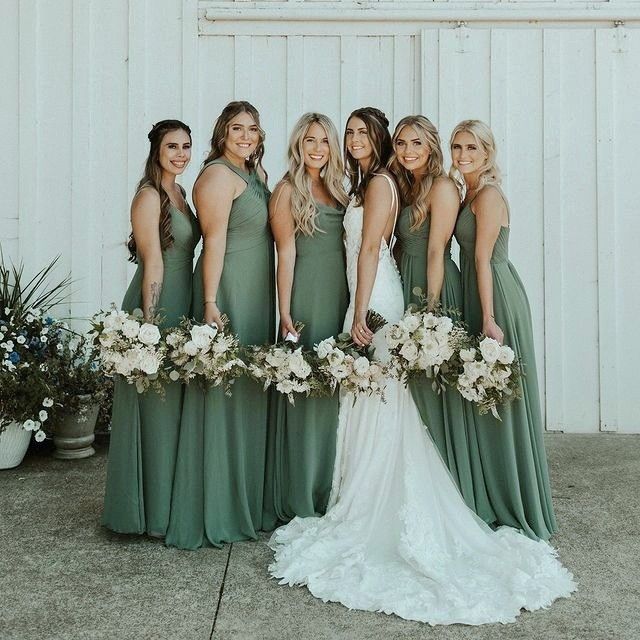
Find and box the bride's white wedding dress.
[269,178,576,625]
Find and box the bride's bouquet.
[245,324,329,405]
[386,290,470,392]
[456,337,522,420]
[314,310,389,400]
[164,317,246,395]
[91,307,166,393]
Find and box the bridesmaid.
[389,115,494,523]
[263,113,349,529]
[103,119,200,537]
[451,119,557,540]
[166,101,275,549]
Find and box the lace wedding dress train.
[269,181,576,625]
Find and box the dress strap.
[197,158,250,184]
[373,173,399,248]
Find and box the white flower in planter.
[42,397,54,407]
[23,419,36,431]
[39,410,48,422]
[34,430,46,443]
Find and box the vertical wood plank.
[542,29,565,431]
[181,0,200,194]
[420,28,439,125]
[595,27,619,432]
[340,35,359,125]
[234,35,253,101]
[286,35,304,135]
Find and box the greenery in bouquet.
[164,316,246,395]
[314,310,389,400]
[245,323,330,405]
[91,307,167,394]
[0,255,72,439]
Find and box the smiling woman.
[102,119,201,538]
[165,101,276,550]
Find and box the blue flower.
[45,317,55,325]
[9,351,20,364]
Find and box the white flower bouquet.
[456,337,522,420]
[164,317,246,395]
[314,310,389,400]
[246,325,329,405]
[386,304,470,392]
[91,307,166,394]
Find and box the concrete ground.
[1,433,639,640]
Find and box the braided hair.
[127,119,192,262]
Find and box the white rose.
[386,324,408,349]
[399,341,419,363]
[316,338,336,360]
[435,316,453,334]
[327,349,345,366]
[423,313,438,329]
[330,363,350,380]
[289,350,311,379]
[497,346,515,365]
[464,361,488,383]
[402,314,420,332]
[122,318,141,339]
[479,338,501,364]
[183,341,199,356]
[276,379,295,395]
[165,332,181,347]
[138,323,161,346]
[459,348,476,363]
[353,356,370,376]
[266,349,287,368]
[138,349,160,375]
[191,324,218,349]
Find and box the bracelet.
[204,300,217,306]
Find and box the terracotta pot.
[0,421,32,469]
[52,394,99,460]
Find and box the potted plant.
[46,330,111,459]
[0,256,71,469]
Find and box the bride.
[268,107,576,625]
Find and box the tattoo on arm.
[148,281,162,318]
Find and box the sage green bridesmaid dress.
[454,186,557,541]
[262,203,349,529]
[102,199,200,536]
[395,205,495,524]
[166,158,275,550]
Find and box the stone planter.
[0,421,32,469]
[53,395,99,460]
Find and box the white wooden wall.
[1,0,639,433]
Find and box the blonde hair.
[282,113,348,236]
[388,115,445,231]
[449,120,501,198]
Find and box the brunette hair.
[203,100,267,181]
[388,115,445,231]
[344,107,393,206]
[127,119,191,262]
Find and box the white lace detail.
[269,194,576,625]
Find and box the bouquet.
[314,310,389,399]
[456,337,522,420]
[91,307,166,393]
[245,324,328,405]
[386,294,470,392]
[164,317,245,395]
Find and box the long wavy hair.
[344,107,393,207]
[388,115,445,232]
[203,100,267,181]
[127,119,191,262]
[280,113,349,236]
[449,119,501,198]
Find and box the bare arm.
[473,186,508,343]
[425,177,460,309]
[130,189,164,321]
[193,165,242,329]
[269,181,298,339]
[352,175,395,347]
